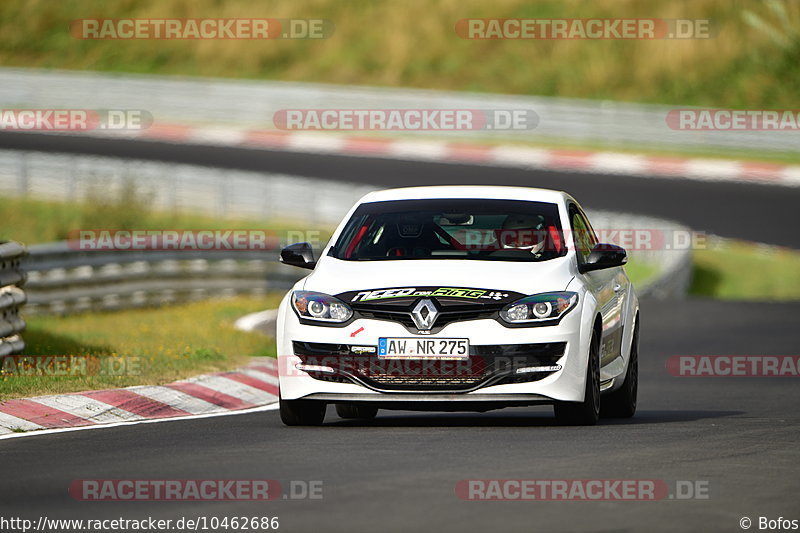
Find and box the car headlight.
[500,292,578,324]
[292,291,353,323]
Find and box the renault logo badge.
[411,299,439,331]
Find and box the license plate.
[378,338,469,359]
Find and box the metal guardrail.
[0,150,373,227]
[22,242,303,316]
[589,211,692,299]
[0,241,27,355]
[0,67,798,153]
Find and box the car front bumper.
[277,300,591,404]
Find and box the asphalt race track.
[2,300,799,532]
[1,134,799,532]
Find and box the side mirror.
[579,243,627,273]
[280,242,316,270]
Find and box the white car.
[276,186,639,426]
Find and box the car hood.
[302,257,574,297]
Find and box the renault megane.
[276,186,639,426]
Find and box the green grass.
[1,295,281,400]
[0,196,331,246]
[0,0,798,109]
[690,239,800,300]
[624,261,659,289]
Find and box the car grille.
[292,341,566,392]
[352,304,501,333]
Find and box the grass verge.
[0,295,281,401]
[0,0,798,109]
[690,239,800,300]
[0,196,330,247]
[625,262,659,290]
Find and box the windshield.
[331,199,566,262]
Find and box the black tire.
[279,397,326,426]
[601,317,639,419]
[554,331,600,426]
[335,403,379,420]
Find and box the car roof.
[357,185,573,206]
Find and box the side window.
[569,206,597,264]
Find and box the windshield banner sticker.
[345,287,515,303]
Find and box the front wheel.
[601,316,639,418]
[554,332,600,426]
[280,397,326,426]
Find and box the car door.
[569,204,626,380]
